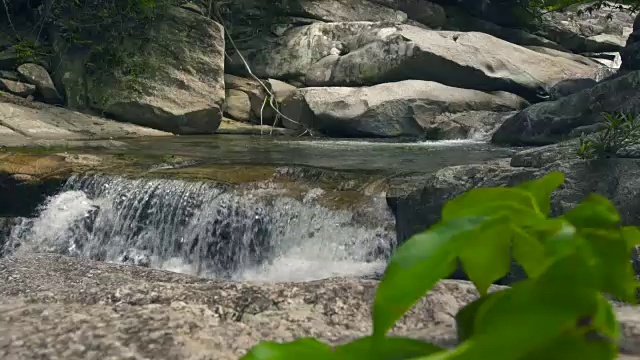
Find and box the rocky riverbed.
[1,254,640,359]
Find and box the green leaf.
[592,293,620,341]
[373,217,486,338]
[455,291,506,342]
[458,217,512,295]
[335,336,443,359]
[441,187,540,221]
[622,226,640,248]
[512,226,547,278]
[516,172,565,216]
[428,255,600,360]
[241,338,335,360]
[580,228,637,303]
[563,194,621,229]
[518,330,617,360]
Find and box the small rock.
[0,78,36,97]
[17,63,62,104]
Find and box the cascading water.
[4,173,395,282]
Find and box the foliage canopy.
[241,172,640,360]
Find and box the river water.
[2,136,518,282]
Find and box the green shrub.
[578,112,640,159]
[241,172,639,360]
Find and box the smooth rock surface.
[249,22,600,101]
[0,94,169,145]
[280,80,528,138]
[492,70,640,145]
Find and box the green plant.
[241,172,639,360]
[11,38,50,63]
[577,112,640,159]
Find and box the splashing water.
[7,174,394,282]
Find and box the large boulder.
[492,70,640,145]
[622,13,640,70]
[535,3,636,53]
[58,6,226,135]
[16,63,62,104]
[247,22,600,102]
[280,80,528,138]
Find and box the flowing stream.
[4,173,393,282]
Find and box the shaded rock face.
[492,70,640,145]
[280,80,528,138]
[443,6,565,51]
[622,14,640,70]
[59,6,225,135]
[285,0,408,23]
[247,22,598,102]
[535,3,636,53]
[370,0,446,28]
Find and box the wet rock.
[119,248,151,268]
[16,63,62,104]
[280,80,528,138]
[492,70,640,145]
[0,78,35,97]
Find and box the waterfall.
[5,173,395,282]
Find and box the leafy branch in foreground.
[241,172,640,360]
[578,112,640,159]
